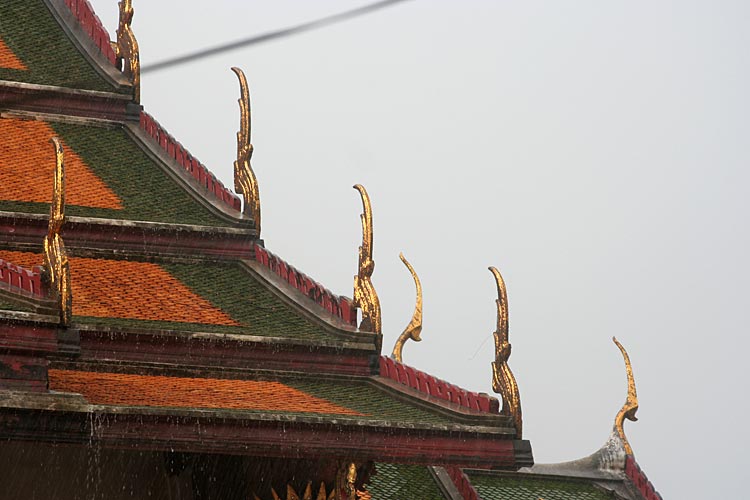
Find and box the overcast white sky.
[89,1,750,498]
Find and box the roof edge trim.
[0,257,45,298]
[45,0,132,91]
[379,356,500,414]
[625,455,663,500]
[370,377,514,429]
[253,243,357,328]
[130,114,245,220]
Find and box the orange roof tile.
[0,251,240,326]
[0,37,26,70]
[0,118,123,209]
[48,369,365,415]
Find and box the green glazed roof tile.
[0,0,120,93]
[287,379,453,425]
[0,120,232,227]
[466,471,617,500]
[367,463,446,500]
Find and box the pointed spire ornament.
[612,336,639,455]
[489,266,521,438]
[44,138,72,326]
[232,67,261,234]
[114,0,140,102]
[391,252,423,362]
[302,482,313,500]
[352,184,381,334]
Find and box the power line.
[142,0,414,74]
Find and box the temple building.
[0,1,663,499]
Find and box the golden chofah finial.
[391,252,423,363]
[346,462,357,500]
[352,184,381,334]
[114,0,140,102]
[44,138,72,327]
[232,67,262,235]
[612,336,639,456]
[489,266,522,438]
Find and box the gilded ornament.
[346,462,357,500]
[44,138,72,326]
[352,185,381,334]
[612,336,639,455]
[250,477,370,500]
[391,252,423,363]
[114,0,140,102]
[232,67,262,234]
[489,266,522,438]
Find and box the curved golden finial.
[44,138,72,327]
[346,462,357,500]
[391,252,423,363]
[115,0,140,102]
[489,266,522,438]
[352,184,381,334]
[231,67,262,234]
[612,336,639,455]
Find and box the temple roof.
[0,0,670,498]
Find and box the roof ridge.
[253,243,357,327]
[378,356,500,414]
[139,110,242,213]
[62,0,117,67]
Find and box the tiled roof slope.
[0,115,237,226]
[0,0,119,93]
[46,368,460,426]
[465,470,618,500]
[49,370,365,416]
[367,463,446,500]
[0,250,340,341]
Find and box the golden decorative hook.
[44,137,72,326]
[612,336,639,455]
[115,0,140,102]
[391,252,423,362]
[489,266,522,438]
[352,184,381,334]
[232,67,261,234]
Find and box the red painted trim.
[625,455,663,500]
[253,243,357,327]
[378,356,499,414]
[139,111,241,214]
[0,319,78,357]
[0,409,520,469]
[78,329,374,377]
[445,466,480,500]
[0,354,48,391]
[0,258,45,297]
[0,85,131,121]
[63,0,117,66]
[0,214,254,260]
